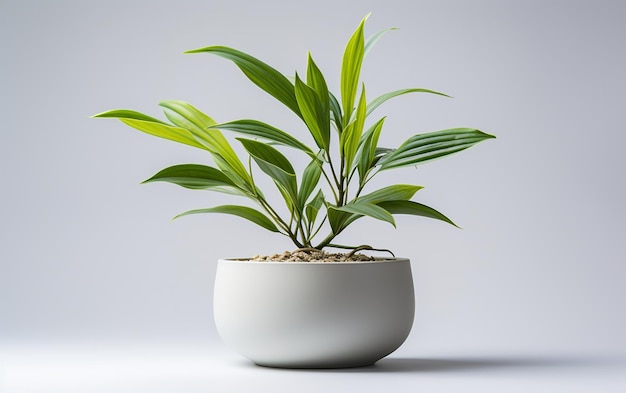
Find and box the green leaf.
[237,138,295,174]
[379,128,496,170]
[356,117,385,183]
[328,184,422,232]
[357,184,423,204]
[202,134,252,188]
[378,200,458,227]
[339,122,354,161]
[159,100,217,134]
[209,153,252,192]
[305,189,325,224]
[142,164,238,190]
[238,138,298,206]
[366,88,450,116]
[341,84,367,173]
[364,27,397,58]
[185,46,301,117]
[306,54,330,121]
[299,157,322,206]
[92,109,208,151]
[327,203,355,234]
[210,119,316,157]
[92,109,169,124]
[329,91,343,133]
[156,101,250,185]
[294,74,330,150]
[375,147,394,156]
[94,107,252,189]
[175,205,280,232]
[340,14,367,124]
[334,202,396,227]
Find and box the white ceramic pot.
[213,258,415,368]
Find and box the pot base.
[254,360,376,369]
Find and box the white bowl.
[213,258,415,368]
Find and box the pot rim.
[219,257,410,265]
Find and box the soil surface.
[250,248,387,262]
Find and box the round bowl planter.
[213,258,415,368]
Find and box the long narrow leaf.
[378,200,458,227]
[92,109,208,151]
[175,205,280,232]
[364,27,398,58]
[341,84,367,172]
[294,74,330,150]
[306,54,330,123]
[159,100,238,171]
[118,119,196,147]
[357,184,422,204]
[185,46,301,117]
[142,164,237,190]
[340,15,367,124]
[305,190,325,224]
[379,128,495,170]
[366,88,450,116]
[92,109,168,124]
[329,91,343,133]
[156,101,250,185]
[356,117,385,183]
[333,202,395,227]
[299,157,322,206]
[210,119,316,157]
[327,204,356,234]
[238,138,298,206]
[159,100,217,133]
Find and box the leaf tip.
[478,130,497,139]
[90,111,108,118]
[184,45,219,54]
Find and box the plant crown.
[93,15,495,252]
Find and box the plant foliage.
[93,15,495,251]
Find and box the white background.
[1,0,625,391]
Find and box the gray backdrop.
[1,0,625,390]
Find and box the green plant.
[93,15,494,252]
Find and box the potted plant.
[93,14,494,368]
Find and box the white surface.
[2,0,626,391]
[2,342,625,393]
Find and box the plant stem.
[320,168,340,204]
[258,196,289,233]
[248,155,294,237]
[353,168,378,200]
[326,151,342,197]
[308,216,327,243]
[338,157,346,206]
[315,227,344,249]
[296,211,308,247]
